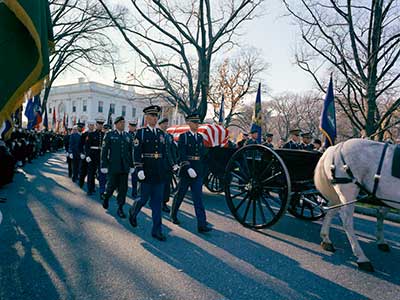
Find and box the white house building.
[47,78,186,129]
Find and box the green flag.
[0,0,54,125]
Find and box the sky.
[57,0,315,96]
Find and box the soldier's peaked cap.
[129,121,137,126]
[185,113,201,123]
[158,117,169,125]
[114,116,125,124]
[289,129,301,135]
[265,132,274,137]
[143,105,161,115]
[96,119,105,124]
[301,132,312,138]
[77,122,85,128]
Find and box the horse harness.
[328,142,394,209]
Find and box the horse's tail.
[314,146,340,205]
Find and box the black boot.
[169,200,180,225]
[117,206,126,218]
[101,193,109,209]
[128,206,137,227]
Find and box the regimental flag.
[140,114,145,128]
[0,118,13,140]
[250,83,262,144]
[52,106,56,129]
[14,106,23,127]
[25,97,35,129]
[320,77,337,148]
[0,0,54,125]
[218,94,225,125]
[43,106,48,129]
[32,95,42,128]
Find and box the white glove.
[86,156,92,163]
[172,164,179,172]
[187,168,197,178]
[69,153,73,159]
[129,168,135,174]
[138,170,145,180]
[100,168,108,174]
[80,154,85,159]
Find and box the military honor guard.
[78,121,91,188]
[64,128,72,178]
[299,132,315,151]
[262,133,274,148]
[100,116,134,218]
[129,105,168,241]
[245,128,260,145]
[283,129,301,149]
[158,117,179,213]
[128,121,139,199]
[237,133,249,148]
[85,120,105,196]
[68,125,82,182]
[170,113,212,233]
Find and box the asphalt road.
[0,152,399,300]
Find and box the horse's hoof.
[321,242,335,252]
[378,243,390,252]
[357,261,374,272]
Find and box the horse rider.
[283,129,301,149]
[170,113,212,233]
[100,116,134,218]
[85,119,105,196]
[262,132,274,148]
[129,105,168,241]
[299,132,315,151]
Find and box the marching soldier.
[99,123,112,195]
[85,120,105,196]
[128,121,139,199]
[100,116,134,218]
[299,132,315,151]
[79,121,92,188]
[68,125,82,182]
[170,113,212,233]
[129,105,168,241]
[283,129,301,149]
[245,128,259,145]
[64,128,72,178]
[262,133,274,148]
[158,117,179,213]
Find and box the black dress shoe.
[152,232,166,241]
[162,204,170,213]
[129,208,137,227]
[117,207,126,218]
[198,225,212,233]
[101,193,109,209]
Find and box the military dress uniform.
[128,124,139,198]
[68,129,82,182]
[245,138,259,145]
[101,116,134,218]
[282,140,301,149]
[64,132,72,178]
[170,114,211,232]
[78,124,89,188]
[300,143,315,151]
[85,127,105,195]
[129,105,168,241]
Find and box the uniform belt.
[142,153,163,159]
[90,146,101,150]
[187,156,201,161]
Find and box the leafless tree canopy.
[283,0,400,138]
[98,0,264,121]
[208,48,267,127]
[43,0,125,109]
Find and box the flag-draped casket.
[166,124,229,147]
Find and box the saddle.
[392,145,400,179]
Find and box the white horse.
[314,138,400,271]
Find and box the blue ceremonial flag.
[25,98,35,129]
[32,95,42,128]
[43,107,48,129]
[250,83,262,143]
[320,77,337,148]
[218,94,225,124]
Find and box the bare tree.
[98,0,264,121]
[283,0,400,137]
[43,0,125,109]
[208,48,267,127]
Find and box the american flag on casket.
[166,124,229,147]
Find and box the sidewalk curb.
[355,205,400,223]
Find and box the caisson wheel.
[204,171,224,193]
[288,193,326,221]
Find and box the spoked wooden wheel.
[224,145,291,229]
[288,193,327,221]
[204,171,224,193]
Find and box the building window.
[49,107,52,114]
[98,101,103,113]
[122,105,126,117]
[83,99,87,112]
[132,107,136,118]
[110,103,115,114]
[72,101,76,113]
